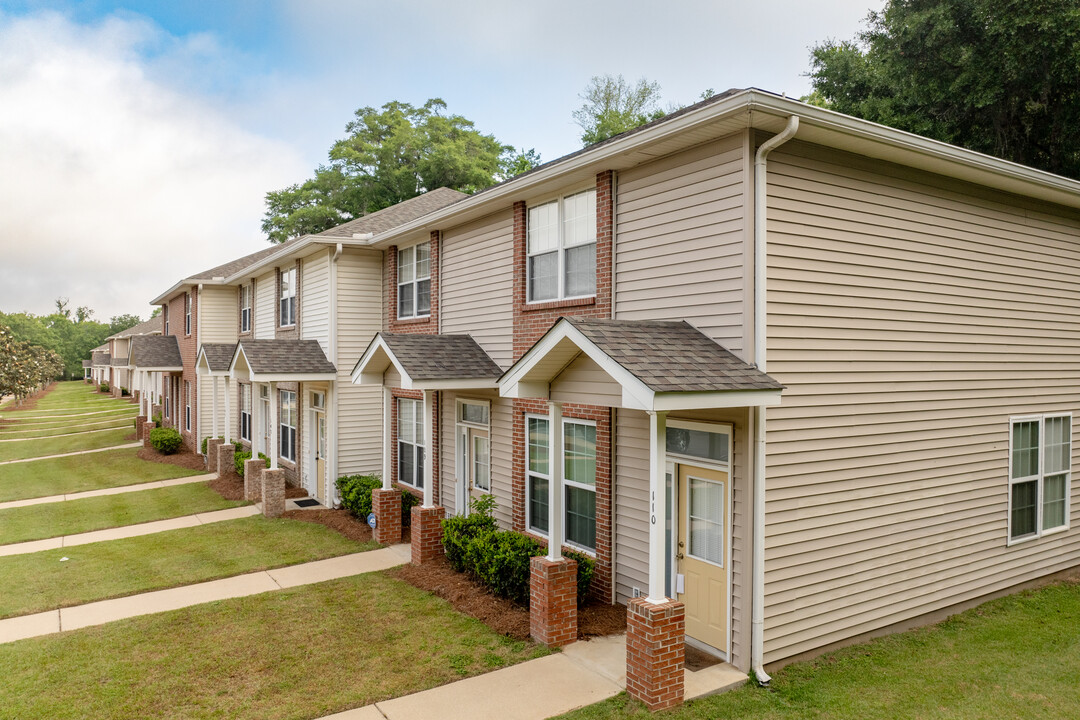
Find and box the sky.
[0,0,884,321]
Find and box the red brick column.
[243,458,264,501]
[530,556,578,647]
[261,468,286,518]
[410,505,445,565]
[142,422,155,449]
[136,415,147,440]
[626,598,685,711]
[372,488,402,544]
[206,438,223,473]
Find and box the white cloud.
[0,11,307,320]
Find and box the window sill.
[523,296,596,312]
[522,529,598,557]
[394,316,433,325]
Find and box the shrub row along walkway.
[0,544,412,644]
[0,441,142,465]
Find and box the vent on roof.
[352,232,373,240]
[212,276,224,281]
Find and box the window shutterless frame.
[526,187,597,303]
[397,242,431,319]
[397,397,424,489]
[1007,412,1072,545]
[280,390,297,462]
[239,384,252,442]
[184,293,191,336]
[522,413,598,554]
[280,267,297,327]
[240,284,252,333]
[184,381,191,431]
[525,413,551,535]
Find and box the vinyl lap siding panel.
[199,286,238,344]
[301,250,331,355]
[441,210,514,368]
[254,271,275,340]
[615,134,747,356]
[762,142,1080,664]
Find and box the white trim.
[1007,412,1072,546]
[456,398,492,496]
[396,241,432,320]
[525,188,597,304]
[396,396,425,493]
[525,412,552,536]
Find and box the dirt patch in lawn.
[137,446,207,471]
[392,556,627,640]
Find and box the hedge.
[149,427,183,455]
[235,450,270,477]
[201,435,243,456]
[337,474,421,527]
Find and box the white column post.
[382,387,392,490]
[327,381,338,503]
[422,389,434,507]
[646,410,668,604]
[223,376,232,445]
[253,383,263,455]
[211,376,219,439]
[269,382,279,470]
[547,401,564,561]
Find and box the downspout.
[752,115,799,686]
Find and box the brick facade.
[163,288,199,453]
[217,443,236,480]
[410,505,445,565]
[530,556,578,647]
[244,457,265,501]
[372,487,402,544]
[626,598,685,711]
[261,468,286,518]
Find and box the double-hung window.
[527,188,596,302]
[240,384,252,442]
[457,400,491,493]
[397,242,431,319]
[240,284,252,334]
[184,293,191,335]
[525,415,597,552]
[280,390,297,461]
[184,381,191,431]
[164,306,169,336]
[1009,414,1071,543]
[398,398,425,489]
[280,267,297,327]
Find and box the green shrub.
[152,413,162,428]
[149,427,183,455]
[401,489,421,527]
[336,474,382,517]
[565,549,596,607]
[120,387,129,397]
[98,382,109,393]
[442,495,498,572]
[235,450,270,477]
[200,436,244,455]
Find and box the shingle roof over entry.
[235,340,336,375]
[199,343,235,373]
[91,351,111,366]
[111,356,129,367]
[129,335,183,370]
[564,318,783,393]
[375,333,503,381]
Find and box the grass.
[0,420,136,441]
[0,515,376,619]
[0,427,134,462]
[0,408,138,430]
[0,382,132,415]
[0,483,245,546]
[0,448,204,502]
[556,580,1080,720]
[0,572,548,719]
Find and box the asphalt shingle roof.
[236,340,336,375]
[129,335,183,369]
[564,318,783,393]
[81,359,91,368]
[317,187,467,238]
[377,333,502,381]
[111,357,129,367]
[91,351,111,367]
[106,316,163,340]
[199,343,236,372]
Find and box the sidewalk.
[0,473,214,511]
[0,442,142,465]
[0,505,259,557]
[0,544,412,644]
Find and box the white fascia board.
[409,378,500,391]
[228,344,252,376]
[137,366,184,373]
[149,278,224,307]
[350,335,413,387]
[223,237,369,285]
[249,372,338,383]
[651,389,782,412]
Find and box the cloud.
[0,11,307,320]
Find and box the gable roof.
[106,316,162,340]
[351,333,502,389]
[129,335,183,371]
[230,339,336,380]
[197,343,236,373]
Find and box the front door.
[677,464,730,654]
[315,413,327,502]
[260,397,271,457]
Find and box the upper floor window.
[164,305,169,336]
[280,267,297,327]
[1010,414,1071,543]
[397,242,431,319]
[184,293,192,335]
[527,188,596,302]
[240,284,252,334]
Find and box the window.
[398,397,425,489]
[397,242,431,319]
[184,293,191,335]
[525,415,597,551]
[184,381,191,431]
[280,267,297,327]
[164,380,170,418]
[280,390,297,461]
[1009,414,1071,543]
[240,384,252,442]
[527,188,596,302]
[312,392,325,410]
[457,400,491,493]
[164,305,169,336]
[240,284,251,333]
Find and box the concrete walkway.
[0,544,412,644]
[0,505,259,557]
[0,442,142,465]
[0,424,134,443]
[0,473,214,511]
[319,633,747,720]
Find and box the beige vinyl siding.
[301,249,331,355]
[441,210,514,368]
[550,355,623,407]
[254,271,275,340]
[199,286,238,344]
[615,133,748,357]
[335,249,384,475]
[762,140,1080,665]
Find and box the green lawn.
[0,427,134,462]
[0,483,245,546]
[0,407,138,430]
[0,572,548,720]
[0,419,136,441]
[0,516,376,619]
[0,448,204,502]
[0,382,132,415]
[558,581,1080,720]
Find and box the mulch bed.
[137,446,208,471]
[208,473,245,501]
[0,385,49,416]
[392,556,627,641]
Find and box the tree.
[572,74,666,146]
[808,0,1080,178]
[500,147,542,179]
[263,99,515,243]
[108,314,142,335]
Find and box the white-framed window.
[164,380,171,418]
[240,284,252,334]
[397,397,425,488]
[184,293,192,335]
[524,415,597,552]
[312,391,325,410]
[280,390,297,461]
[1009,413,1071,543]
[527,188,596,303]
[240,384,252,442]
[280,267,297,327]
[397,242,431,319]
[184,381,191,431]
[164,305,169,336]
[457,399,491,493]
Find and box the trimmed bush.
[442,495,498,572]
[400,489,421,527]
[201,435,243,455]
[149,427,183,455]
[120,387,129,397]
[152,413,162,428]
[234,450,270,477]
[336,474,382,517]
[98,382,109,393]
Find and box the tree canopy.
[262,99,541,243]
[0,325,64,404]
[572,74,666,146]
[808,0,1080,179]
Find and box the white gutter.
[751,114,799,686]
